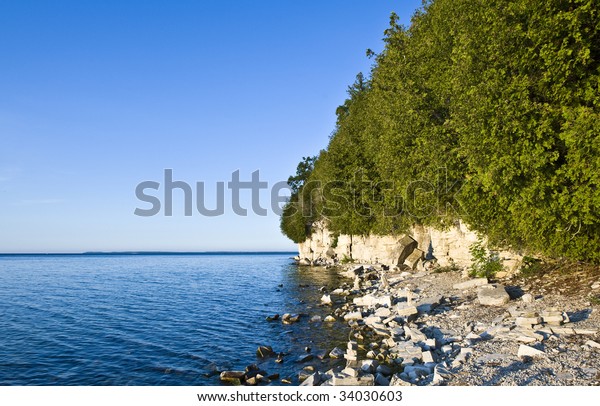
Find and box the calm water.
[0,254,349,385]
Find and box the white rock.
[353,294,392,307]
[521,293,534,303]
[585,340,600,349]
[341,367,358,377]
[361,360,378,374]
[396,303,418,317]
[390,374,414,386]
[331,373,375,386]
[344,311,363,321]
[518,344,546,358]
[324,315,336,322]
[453,278,488,290]
[477,285,510,306]
[375,307,392,317]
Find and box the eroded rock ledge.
[297,221,522,274]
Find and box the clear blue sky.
[0,0,422,253]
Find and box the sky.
[0,0,422,253]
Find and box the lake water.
[0,253,350,385]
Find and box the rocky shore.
[220,259,600,386]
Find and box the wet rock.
[329,347,345,359]
[266,314,279,321]
[477,285,510,306]
[282,313,300,324]
[453,278,488,290]
[281,378,292,384]
[220,371,245,384]
[256,346,275,358]
[297,354,313,363]
[310,315,322,323]
[321,294,332,305]
[324,315,336,322]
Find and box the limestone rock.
[299,372,321,386]
[331,373,375,386]
[518,344,546,358]
[453,278,488,290]
[344,311,363,321]
[220,371,244,384]
[477,285,510,306]
[521,293,534,303]
[396,303,418,318]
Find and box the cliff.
[297,221,522,274]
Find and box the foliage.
[468,240,504,279]
[280,0,600,264]
[519,256,544,278]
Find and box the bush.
[468,240,503,279]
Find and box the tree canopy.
[281,0,600,262]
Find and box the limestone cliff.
[297,221,522,273]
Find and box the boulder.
[396,303,418,318]
[256,346,274,358]
[477,285,510,306]
[220,371,245,384]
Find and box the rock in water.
[256,345,275,358]
[220,371,245,384]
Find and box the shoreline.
[272,261,600,386]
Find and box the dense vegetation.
[281,0,600,263]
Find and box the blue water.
[0,254,349,385]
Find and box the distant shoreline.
[0,251,298,257]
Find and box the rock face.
[297,221,522,269]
